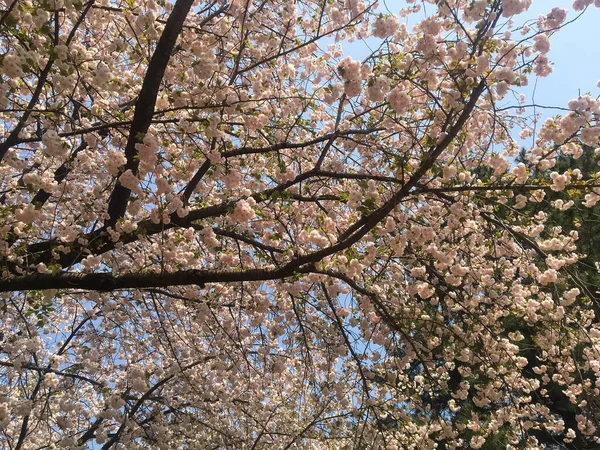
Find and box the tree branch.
[105,0,225,228]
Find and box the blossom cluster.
[371,14,400,38]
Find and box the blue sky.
[520,1,600,113]
[341,1,599,136]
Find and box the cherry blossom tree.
[1,0,600,448]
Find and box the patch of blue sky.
[336,1,600,150]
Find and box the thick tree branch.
[0,264,316,292]
[105,0,225,228]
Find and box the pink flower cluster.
[41,130,68,158]
[533,34,550,54]
[105,149,127,175]
[501,0,532,17]
[338,57,364,97]
[550,171,570,191]
[573,0,600,11]
[366,76,390,102]
[191,41,218,80]
[539,7,568,30]
[230,198,256,224]
[135,133,160,175]
[371,14,400,38]
[388,87,410,114]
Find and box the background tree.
[517,144,600,293]
[1,0,600,449]
[398,144,600,450]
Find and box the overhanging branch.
[0,264,316,292]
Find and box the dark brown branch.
[14,77,484,278]
[221,128,383,158]
[31,141,89,207]
[0,67,55,164]
[320,283,370,397]
[0,361,104,388]
[22,168,319,269]
[105,0,225,228]
[182,158,212,203]
[312,170,401,184]
[416,182,600,195]
[13,77,485,281]
[0,0,95,162]
[336,80,486,244]
[0,0,18,27]
[0,264,316,292]
[99,357,215,449]
[211,227,284,254]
